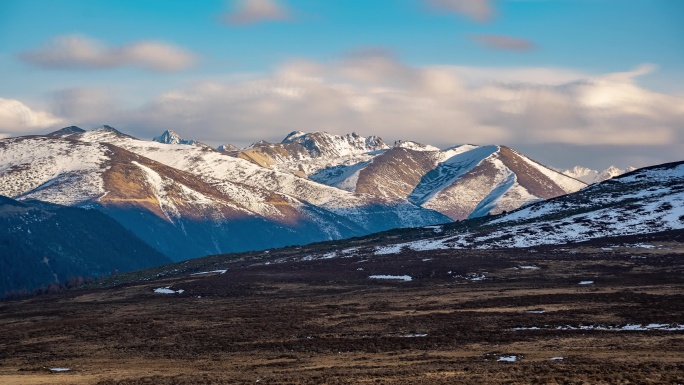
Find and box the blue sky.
[0,0,682,169]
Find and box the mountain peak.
[48,126,85,137]
[282,131,307,143]
[277,131,389,158]
[217,143,238,152]
[394,140,440,152]
[95,125,120,133]
[153,130,196,145]
[562,165,632,184]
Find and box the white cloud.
[83,55,679,152]
[448,66,587,86]
[0,98,62,136]
[6,54,682,169]
[425,0,494,22]
[51,88,120,124]
[20,35,197,72]
[604,63,657,83]
[222,0,292,25]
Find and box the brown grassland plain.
[1,233,684,384]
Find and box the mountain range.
[0,126,587,258]
[351,160,684,254]
[1,125,658,294]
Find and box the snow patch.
[374,244,404,255]
[515,323,684,331]
[154,286,185,294]
[191,269,227,275]
[369,275,412,281]
[497,355,518,362]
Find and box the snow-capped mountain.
[47,125,86,136]
[234,131,586,220]
[153,130,196,145]
[562,165,636,184]
[281,131,388,157]
[366,144,585,220]
[359,160,684,253]
[0,126,448,260]
[217,143,238,152]
[236,131,389,177]
[305,141,585,220]
[0,125,604,262]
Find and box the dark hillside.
[0,196,170,296]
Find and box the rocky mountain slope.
[0,195,170,296]
[235,131,587,220]
[235,131,388,177]
[337,160,684,254]
[153,130,196,145]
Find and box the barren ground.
[1,232,684,384]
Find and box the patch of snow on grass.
[408,238,448,251]
[374,244,404,255]
[191,269,227,275]
[497,355,518,362]
[369,275,412,281]
[627,243,656,249]
[423,225,444,234]
[154,286,184,294]
[514,323,684,331]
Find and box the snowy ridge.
[394,140,440,152]
[71,128,448,230]
[245,131,390,179]
[310,160,372,191]
[231,132,582,221]
[510,148,586,193]
[0,137,109,205]
[467,158,517,218]
[562,165,636,184]
[364,161,684,253]
[217,143,238,152]
[281,131,388,158]
[408,145,500,206]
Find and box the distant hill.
[0,195,170,296]
[562,165,636,184]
